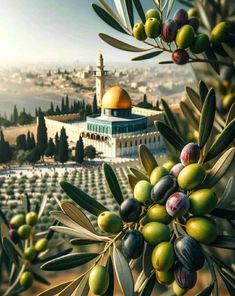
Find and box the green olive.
[19,271,34,289]
[189,189,218,215]
[133,23,147,41]
[142,222,171,245]
[152,242,175,271]
[150,166,168,185]
[147,204,172,224]
[145,9,161,22]
[163,160,176,172]
[210,21,230,46]
[145,18,161,39]
[97,211,123,234]
[188,8,198,17]
[190,33,210,54]
[24,247,37,261]
[35,238,48,252]
[26,212,38,226]
[10,214,25,229]
[17,224,31,240]
[222,93,235,111]
[176,25,195,49]
[89,265,109,295]
[134,180,152,204]
[177,164,205,190]
[172,281,188,295]
[156,269,174,285]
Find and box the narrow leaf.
[31,271,50,285]
[103,163,124,205]
[138,144,158,176]
[98,0,122,24]
[155,121,186,151]
[21,194,30,214]
[70,238,103,246]
[129,168,149,182]
[133,0,146,23]
[226,103,235,126]
[104,257,114,296]
[58,276,84,296]
[204,119,235,162]
[2,237,20,268]
[211,208,235,220]
[217,176,235,209]
[222,43,235,60]
[180,101,199,130]
[199,80,208,104]
[161,98,180,134]
[127,174,139,190]
[38,194,48,218]
[99,33,150,52]
[210,236,235,250]
[92,4,128,34]
[125,0,134,28]
[195,1,211,30]
[159,60,173,64]
[166,0,174,18]
[60,181,108,216]
[139,273,155,296]
[113,245,134,296]
[195,282,214,296]
[38,281,73,296]
[186,86,202,111]
[0,208,9,227]
[199,88,216,148]
[114,0,128,28]
[73,272,90,296]
[132,51,163,61]
[204,46,220,75]
[39,248,73,263]
[41,253,98,271]
[143,244,154,277]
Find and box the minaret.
[94,53,108,108]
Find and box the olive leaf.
[143,244,154,277]
[129,167,149,182]
[70,238,103,246]
[204,46,220,75]
[204,119,235,162]
[133,0,146,23]
[98,0,121,24]
[199,147,235,188]
[61,202,96,233]
[199,80,209,104]
[222,43,235,60]
[166,0,175,18]
[113,244,134,296]
[210,208,235,220]
[39,248,73,263]
[38,281,73,296]
[73,272,90,296]
[0,208,9,228]
[161,99,181,135]
[159,60,174,64]
[92,4,128,35]
[199,88,216,148]
[127,174,139,190]
[41,252,99,271]
[185,86,202,111]
[139,273,155,296]
[2,237,21,268]
[125,0,134,28]
[180,101,199,130]
[195,1,211,30]
[21,193,30,214]
[135,270,146,293]
[104,257,114,296]
[114,0,128,28]
[155,121,186,152]
[217,176,235,209]
[226,103,235,126]
[99,33,150,52]
[38,194,48,218]
[58,275,85,296]
[195,282,215,296]
[138,144,158,176]
[132,51,163,61]
[60,181,108,216]
[217,269,235,295]
[31,271,50,286]
[50,211,86,231]
[103,163,124,205]
[209,236,235,250]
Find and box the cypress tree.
[26,132,36,150]
[61,97,65,114]
[92,94,98,114]
[57,127,68,164]
[75,136,84,164]
[45,138,55,158]
[54,132,60,161]
[0,131,11,163]
[55,106,61,115]
[16,134,27,150]
[143,94,147,104]
[31,133,36,149]
[50,102,54,114]
[13,105,18,124]
[27,147,41,164]
[65,95,69,113]
[37,108,48,157]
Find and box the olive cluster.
[9,212,48,290]
[132,8,233,65]
[90,142,219,295]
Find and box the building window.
[144,138,147,144]
[153,137,156,142]
[135,140,138,146]
[125,142,127,148]
[130,141,132,147]
[119,142,122,148]
[149,138,151,143]
[158,136,160,142]
[140,139,142,144]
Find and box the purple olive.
[180,143,200,166]
[170,163,185,178]
[119,198,142,222]
[166,192,190,217]
[188,17,199,32]
[172,49,189,65]
[174,262,197,289]
[173,9,189,28]
[161,19,178,42]
[174,236,205,271]
[122,230,144,259]
[9,229,19,244]
[151,175,178,204]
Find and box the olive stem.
[3,263,27,296]
[172,220,180,237]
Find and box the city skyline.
[0,0,181,65]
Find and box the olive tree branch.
[3,263,27,296]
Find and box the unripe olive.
[223,93,235,111]
[186,216,217,244]
[170,163,184,178]
[172,49,189,65]
[24,246,37,261]
[163,160,175,172]
[134,180,152,204]
[188,7,198,17]
[122,230,144,259]
[9,229,19,244]
[188,16,199,32]
[145,9,161,22]
[97,211,123,234]
[10,214,25,229]
[152,242,175,271]
[89,265,110,295]
[19,271,34,289]
[210,21,230,45]
[176,25,195,49]
[161,20,178,42]
[151,175,178,204]
[145,18,161,38]
[156,269,174,285]
[142,222,171,245]
[147,204,172,224]
[119,198,141,222]
[35,238,48,252]
[172,281,188,295]
[174,262,197,289]
[190,33,210,54]
[150,166,168,185]
[166,192,190,218]
[173,9,189,28]
[177,164,205,190]
[17,224,31,240]
[26,212,38,226]
[180,143,200,166]
[133,23,147,41]
[189,189,218,215]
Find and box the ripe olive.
[17,224,31,240]
[133,23,147,41]
[26,212,38,226]
[189,189,218,215]
[170,163,184,178]
[142,222,171,245]
[145,18,161,39]
[24,247,37,261]
[180,143,200,166]
[186,216,217,244]
[150,166,168,185]
[122,230,144,259]
[161,20,178,42]
[172,281,188,296]
[89,265,110,295]
[177,164,205,190]
[166,192,190,218]
[134,180,152,204]
[156,269,174,285]
[9,229,19,244]
[147,204,172,224]
[190,33,210,54]
[223,93,235,111]
[173,9,189,28]
[97,211,123,234]
[35,238,48,252]
[10,214,25,229]
[188,16,199,32]
[151,175,178,204]
[151,242,175,271]
[176,25,195,49]
[172,49,189,65]
[145,9,161,22]
[119,198,141,222]
[210,21,230,45]
[174,262,197,289]
[19,271,34,289]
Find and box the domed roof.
[102,86,132,109]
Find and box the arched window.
[119,142,122,148]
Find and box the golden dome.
[102,86,132,109]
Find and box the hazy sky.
[0,0,182,65]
